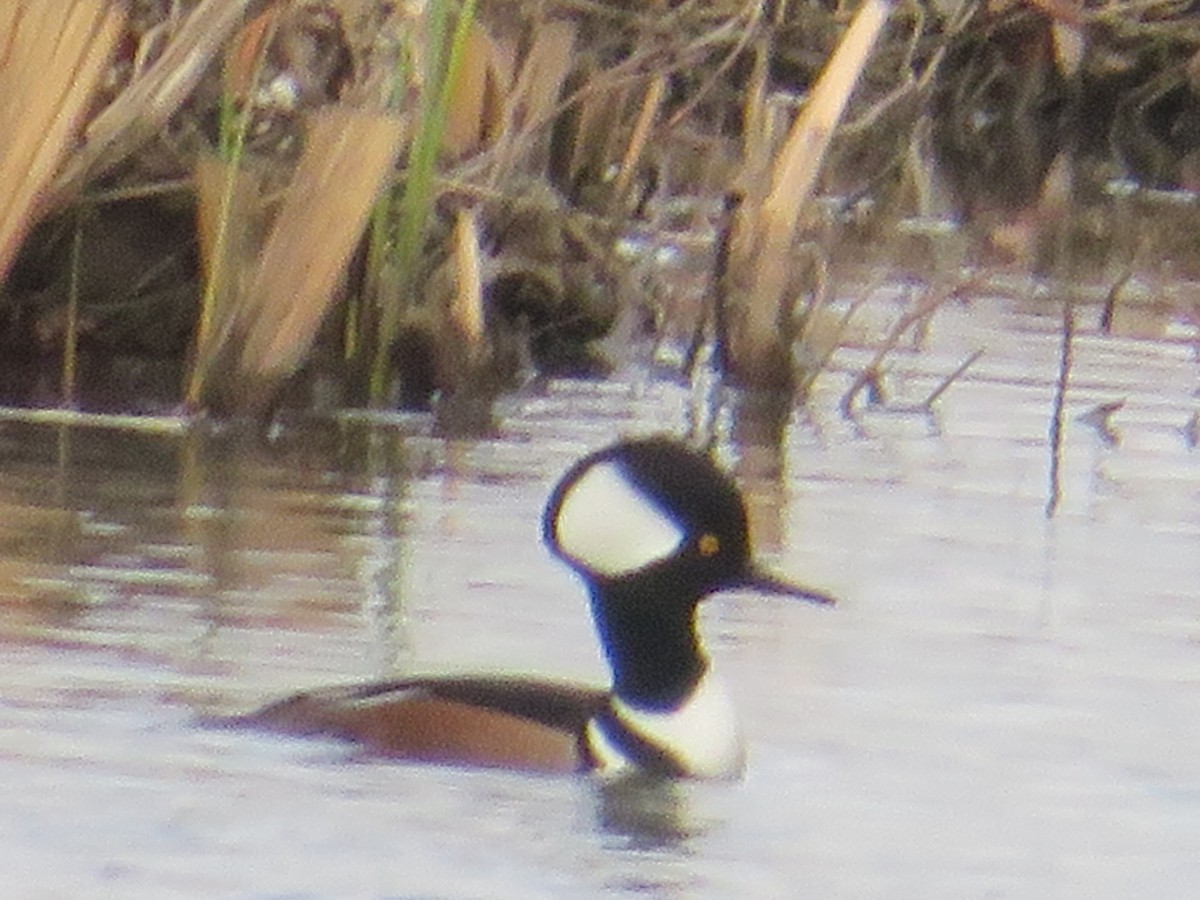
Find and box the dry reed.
[450,207,486,360]
[230,108,404,396]
[192,154,269,389]
[46,0,259,211]
[0,0,124,281]
[725,0,890,391]
[487,16,577,187]
[611,74,667,212]
[443,20,508,158]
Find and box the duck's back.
[236,676,609,774]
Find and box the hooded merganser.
[237,437,835,778]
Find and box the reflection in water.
[591,774,709,851]
[0,420,417,690]
[1,294,1199,896]
[182,426,416,679]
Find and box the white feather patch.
[585,717,632,773]
[589,672,745,779]
[553,461,684,577]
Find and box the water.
[0,297,1198,898]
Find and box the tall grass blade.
[371,0,478,401]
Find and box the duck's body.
[244,675,604,774]
[238,437,834,778]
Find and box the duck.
[235,437,835,778]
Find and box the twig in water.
[1099,269,1131,335]
[1078,400,1124,447]
[920,348,983,409]
[1046,294,1074,518]
[839,284,947,418]
[1184,411,1199,449]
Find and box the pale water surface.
[0,298,1198,898]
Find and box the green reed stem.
[368,0,478,404]
[62,209,84,408]
[185,31,273,408]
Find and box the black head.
[543,437,835,607]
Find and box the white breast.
[587,672,745,779]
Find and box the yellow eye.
[698,533,720,557]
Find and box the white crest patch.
[588,672,745,779]
[553,461,685,577]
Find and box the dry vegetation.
[2,0,1200,426]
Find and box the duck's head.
[543,437,835,607]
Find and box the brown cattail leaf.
[226,6,281,102]
[739,41,774,192]
[192,153,273,378]
[1025,0,1083,26]
[509,18,576,131]
[566,75,626,190]
[449,207,485,358]
[443,21,506,157]
[0,0,124,280]
[487,15,577,184]
[47,0,260,211]
[237,107,405,384]
[611,74,666,211]
[726,0,889,391]
[1050,22,1085,78]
